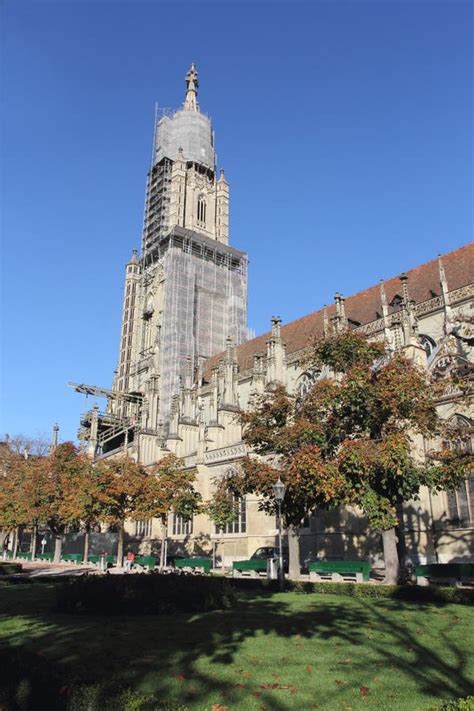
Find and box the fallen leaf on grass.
[238,670,252,678]
[360,686,370,698]
[306,665,313,674]
[290,686,298,695]
[252,691,262,698]
[211,705,228,711]
[335,680,347,687]
[173,674,185,681]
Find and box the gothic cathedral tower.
[109,65,248,454]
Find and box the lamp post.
[272,477,286,590]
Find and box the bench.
[308,560,371,583]
[135,555,157,570]
[174,557,212,574]
[232,559,268,577]
[37,553,54,562]
[416,563,474,587]
[61,553,83,565]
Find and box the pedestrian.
[124,549,135,572]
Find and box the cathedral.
[74,66,474,567]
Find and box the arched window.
[295,370,318,410]
[443,415,473,527]
[419,334,437,358]
[197,194,206,226]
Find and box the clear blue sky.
[1,0,472,443]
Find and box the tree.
[135,454,201,569]
[204,477,239,568]
[94,456,148,567]
[59,454,107,563]
[41,442,89,564]
[0,447,49,559]
[223,331,472,583]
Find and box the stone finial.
[399,273,409,303]
[323,306,329,337]
[438,254,454,334]
[380,280,388,313]
[183,63,199,111]
[271,316,282,339]
[50,423,59,451]
[333,293,347,332]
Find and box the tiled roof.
[202,243,473,380]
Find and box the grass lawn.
[0,581,473,710]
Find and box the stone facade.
[78,66,474,568]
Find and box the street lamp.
[272,477,286,590]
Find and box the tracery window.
[197,194,207,226]
[442,415,473,527]
[295,371,318,410]
[419,334,437,358]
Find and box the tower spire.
[183,63,199,111]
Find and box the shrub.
[427,696,474,710]
[0,562,22,575]
[55,573,237,615]
[228,577,474,605]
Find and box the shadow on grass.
[0,582,473,710]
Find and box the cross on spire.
[183,63,199,111]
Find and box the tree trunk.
[0,530,9,557]
[382,527,400,584]
[12,527,20,559]
[395,498,407,569]
[30,524,38,561]
[83,528,90,564]
[53,533,62,564]
[159,521,167,570]
[287,523,301,580]
[116,521,124,567]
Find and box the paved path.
[11,561,100,577]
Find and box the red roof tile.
[202,243,473,379]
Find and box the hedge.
[228,577,474,605]
[427,697,474,711]
[55,573,237,615]
[0,562,21,575]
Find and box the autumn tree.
[93,456,148,566]
[41,442,91,563]
[0,446,51,559]
[136,454,201,569]
[59,453,109,563]
[224,331,472,583]
[204,477,239,567]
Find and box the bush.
[55,573,237,615]
[0,562,22,575]
[228,577,474,605]
[427,696,474,710]
[67,684,188,710]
